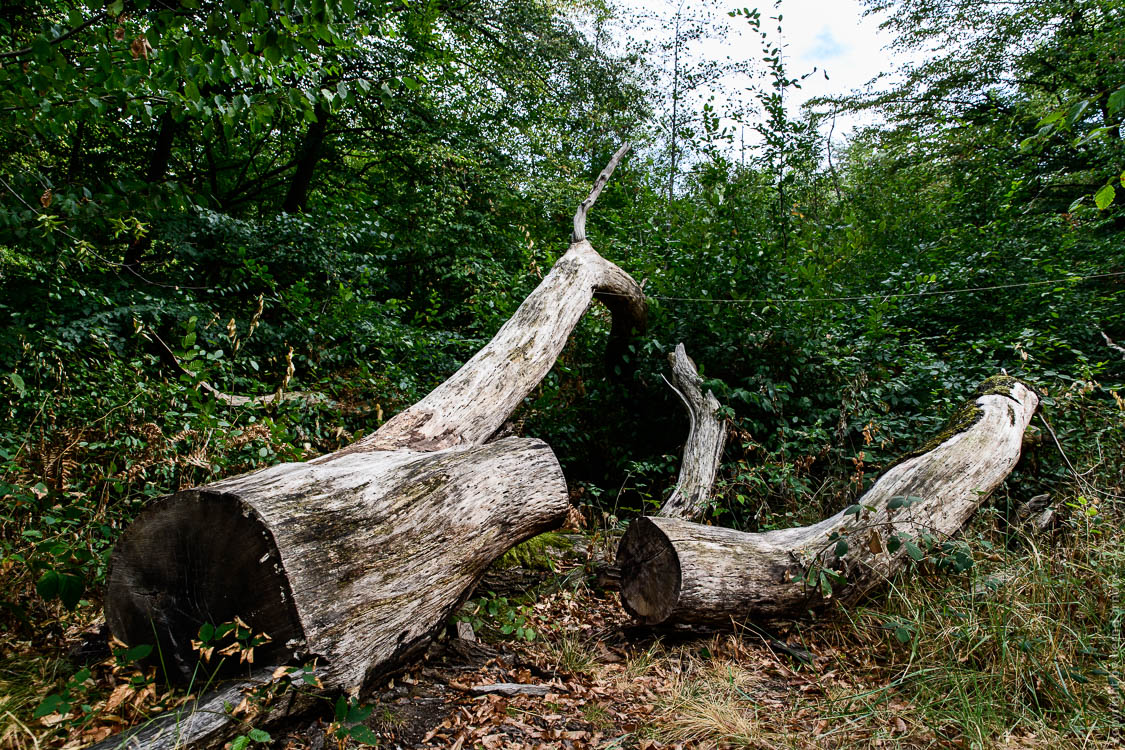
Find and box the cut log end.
[105,491,304,682]
[617,517,680,624]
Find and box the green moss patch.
[494,532,574,571]
[887,375,1019,469]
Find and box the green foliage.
[459,593,541,642]
[331,696,379,745]
[229,728,272,750]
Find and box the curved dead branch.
[658,344,726,520]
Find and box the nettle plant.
[458,592,541,642]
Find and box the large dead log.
[618,376,1038,625]
[104,145,646,711]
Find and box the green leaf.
[834,539,849,557]
[843,504,861,517]
[125,643,153,661]
[334,695,347,722]
[1108,86,1125,118]
[248,728,271,742]
[230,737,250,750]
[1035,110,1063,127]
[348,725,379,745]
[107,0,125,15]
[905,540,924,561]
[7,373,25,396]
[887,495,922,510]
[1064,99,1090,128]
[34,694,65,718]
[36,570,60,601]
[346,702,373,723]
[198,622,215,642]
[58,573,85,610]
[1094,183,1115,211]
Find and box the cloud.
[806,26,847,61]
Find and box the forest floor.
[6,525,1103,750]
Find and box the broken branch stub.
[618,377,1039,625]
[104,146,647,699]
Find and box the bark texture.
[658,343,726,520]
[106,438,566,689]
[618,377,1038,625]
[87,666,325,750]
[88,677,262,750]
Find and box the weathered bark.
[1103,330,1125,359]
[86,663,328,750]
[104,144,647,712]
[658,344,726,520]
[618,376,1039,625]
[107,438,566,688]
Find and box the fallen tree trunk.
[107,438,566,687]
[657,343,726,520]
[618,376,1038,625]
[105,145,646,708]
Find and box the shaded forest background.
[0,0,1123,745]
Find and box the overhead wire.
[595,270,1125,305]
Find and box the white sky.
[771,0,902,112]
[612,0,921,145]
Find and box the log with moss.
[103,144,646,711]
[617,376,1038,625]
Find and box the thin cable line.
[597,271,1125,305]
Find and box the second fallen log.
[618,377,1039,625]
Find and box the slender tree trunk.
[281,102,330,214]
[123,114,177,267]
[657,344,726,520]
